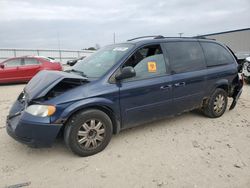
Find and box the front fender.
[61,97,119,119]
[57,97,120,125]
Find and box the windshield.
[72,44,134,78]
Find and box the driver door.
[118,44,173,128]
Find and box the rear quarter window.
[200,42,235,67]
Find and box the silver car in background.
[242,57,250,84]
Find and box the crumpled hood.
[24,70,87,100]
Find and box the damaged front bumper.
[6,99,62,148]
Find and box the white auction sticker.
[113,47,129,51]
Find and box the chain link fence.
[0,48,95,64]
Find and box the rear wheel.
[64,109,113,157]
[203,88,228,118]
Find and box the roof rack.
[127,35,215,42]
[193,36,216,40]
[193,36,206,39]
[127,35,164,41]
[162,36,214,40]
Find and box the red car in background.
[0,56,62,84]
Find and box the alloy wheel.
[77,119,105,150]
[213,94,225,114]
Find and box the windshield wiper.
[70,69,88,78]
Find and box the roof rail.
[127,35,216,42]
[127,35,164,41]
[193,36,216,40]
[193,36,207,39]
[162,36,215,40]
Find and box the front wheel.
[64,109,113,157]
[203,88,228,118]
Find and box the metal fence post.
[14,49,16,57]
[59,50,62,62]
[0,48,94,63]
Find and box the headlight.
[25,105,56,117]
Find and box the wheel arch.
[217,84,229,93]
[214,79,230,94]
[58,98,121,135]
[77,105,121,134]
[202,79,229,108]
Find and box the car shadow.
[116,110,206,137]
[8,110,206,158]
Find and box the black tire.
[203,88,228,118]
[64,109,113,157]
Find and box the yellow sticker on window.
[148,62,157,72]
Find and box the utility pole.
[178,32,184,37]
[113,32,116,44]
[57,32,62,62]
[57,32,61,50]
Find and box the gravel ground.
[0,84,249,188]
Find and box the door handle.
[174,82,185,87]
[160,85,172,90]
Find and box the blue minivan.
[6,36,243,156]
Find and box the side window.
[123,44,167,80]
[24,58,40,65]
[201,42,234,66]
[4,59,22,67]
[164,42,206,74]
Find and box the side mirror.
[115,66,136,80]
[0,64,4,69]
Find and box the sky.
[0,0,249,50]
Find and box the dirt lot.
[0,84,249,188]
